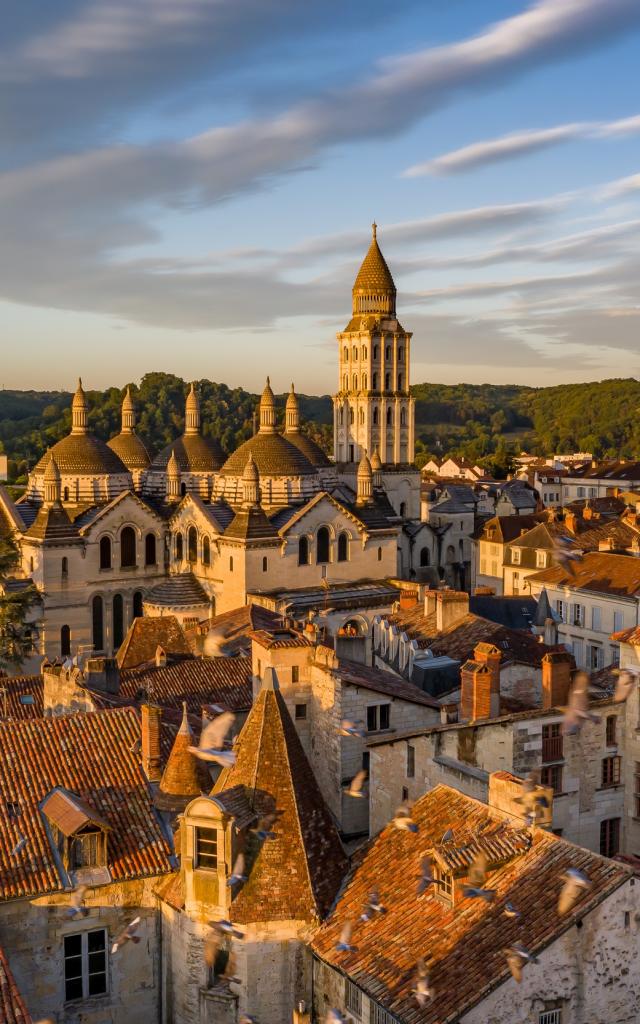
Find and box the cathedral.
[0,227,422,667]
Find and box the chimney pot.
[141,703,162,782]
[541,651,573,710]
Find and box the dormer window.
[195,826,218,869]
[511,548,521,564]
[42,789,110,881]
[432,863,453,903]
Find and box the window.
[539,1012,562,1024]
[373,373,378,391]
[377,546,382,562]
[398,375,403,392]
[373,345,379,360]
[600,817,620,857]
[317,527,330,564]
[120,526,136,568]
[542,723,563,762]
[536,550,546,568]
[91,596,103,651]
[64,929,107,1002]
[386,407,392,426]
[292,666,299,683]
[345,979,362,1018]
[398,347,404,362]
[406,744,415,778]
[71,829,104,869]
[601,756,621,788]
[63,486,69,502]
[60,625,71,657]
[367,704,390,732]
[385,346,391,360]
[202,536,210,566]
[187,526,197,563]
[337,532,348,563]
[432,864,453,902]
[370,1003,395,1024]
[353,375,358,390]
[541,763,562,793]
[298,535,309,566]
[353,346,358,360]
[343,346,348,361]
[343,375,348,390]
[571,603,584,627]
[229,555,233,572]
[362,374,368,390]
[175,532,183,561]
[98,536,111,569]
[362,346,367,360]
[606,715,617,746]
[373,405,379,425]
[635,762,640,818]
[145,533,156,566]
[591,606,601,631]
[133,591,143,619]
[295,704,307,720]
[399,502,407,517]
[385,373,391,391]
[112,594,124,649]
[614,611,624,633]
[61,556,68,576]
[556,600,566,622]
[577,486,586,498]
[262,556,268,572]
[588,645,604,670]
[195,827,218,869]
[419,547,430,567]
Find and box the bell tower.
[333,224,414,467]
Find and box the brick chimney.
[436,591,469,632]
[141,702,163,782]
[473,642,501,717]
[564,511,577,535]
[399,589,419,610]
[424,589,438,617]
[541,651,573,710]
[460,661,492,721]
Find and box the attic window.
[19,694,34,705]
[432,864,453,903]
[195,827,218,869]
[71,827,105,869]
[42,789,110,875]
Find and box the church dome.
[352,223,396,317]
[34,434,128,476]
[152,434,225,473]
[219,432,315,478]
[107,433,151,470]
[285,431,332,469]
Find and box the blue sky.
[2,0,640,394]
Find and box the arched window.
[373,406,379,425]
[420,547,430,567]
[175,532,183,561]
[145,533,156,566]
[400,502,407,517]
[61,557,68,576]
[99,536,112,570]
[339,408,344,426]
[262,556,268,573]
[401,408,406,426]
[229,556,234,571]
[362,346,367,360]
[343,375,348,390]
[317,527,330,564]
[398,347,404,362]
[60,625,71,657]
[362,373,368,389]
[385,346,391,360]
[343,346,348,361]
[63,486,69,502]
[353,375,358,390]
[188,526,197,562]
[373,373,378,390]
[385,373,390,390]
[398,374,403,391]
[133,591,143,618]
[298,536,309,566]
[337,532,349,562]
[386,408,393,426]
[120,526,136,568]
[202,536,211,566]
[359,409,365,425]
[459,539,465,561]
[92,596,103,651]
[373,345,379,359]
[377,546,382,562]
[353,346,358,359]
[350,408,355,425]
[113,594,124,649]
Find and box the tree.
[0,533,38,670]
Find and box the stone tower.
[333,224,415,468]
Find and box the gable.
[279,491,368,537]
[168,493,225,536]
[80,490,163,536]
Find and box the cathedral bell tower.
[333,224,415,468]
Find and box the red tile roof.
[0,707,172,901]
[116,615,191,669]
[187,604,283,656]
[528,552,640,598]
[120,656,253,713]
[0,948,30,1024]
[312,785,630,1024]
[0,675,43,720]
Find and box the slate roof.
[474,514,543,543]
[0,708,172,901]
[214,673,348,923]
[25,504,79,542]
[144,573,210,610]
[527,552,640,599]
[0,947,30,1024]
[328,657,440,708]
[312,785,630,1024]
[33,435,128,476]
[117,615,191,669]
[120,656,253,713]
[469,595,537,631]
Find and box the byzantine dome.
[107,432,151,470]
[152,434,225,474]
[34,434,128,476]
[219,432,315,478]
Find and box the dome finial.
[285,382,300,433]
[71,377,88,435]
[259,377,276,434]
[185,381,200,435]
[372,221,377,240]
[121,385,135,432]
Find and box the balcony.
[542,734,563,762]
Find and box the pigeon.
[503,902,521,920]
[335,921,357,952]
[393,803,418,833]
[552,535,583,577]
[561,673,601,736]
[337,719,366,739]
[204,929,223,971]
[514,771,550,825]
[462,851,496,902]
[361,890,386,921]
[111,916,141,953]
[10,833,27,857]
[239,1017,258,1023]
[251,812,277,841]
[227,853,247,887]
[66,884,88,919]
[613,669,638,703]
[505,943,538,983]
[417,856,438,895]
[558,868,591,915]
[412,958,433,1008]
[440,828,454,844]
[210,919,244,940]
[188,711,236,766]
[326,1012,347,1023]
[345,770,367,798]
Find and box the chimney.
[473,642,501,717]
[541,652,573,710]
[399,589,419,611]
[424,589,438,617]
[293,1002,310,1024]
[543,616,558,647]
[155,645,167,668]
[460,661,492,721]
[141,703,163,782]
[83,656,119,694]
[436,591,469,632]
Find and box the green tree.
[0,534,38,670]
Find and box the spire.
[371,446,383,488]
[185,382,200,435]
[356,449,373,504]
[242,452,260,507]
[259,376,277,434]
[166,448,181,501]
[43,453,62,507]
[285,382,300,433]
[71,378,88,435]
[121,386,135,433]
[352,223,396,317]
[155,701,203,814]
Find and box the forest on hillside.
[1,374,639,482]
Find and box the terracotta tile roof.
[312,785,630,1024]
[0,947,31,1024]
[249,628,312,650]
[611,624,640,644]
[41,788,111,836]
[117,615,191,669]
[224,505,281,541]
[120,656,253,713]
[0,675,43,720]
[186,604,284,656]
[528,551,640,598]
[156,704,206,813]
[328,657,440,708]
[212,784,256,830]
[0,707,172,901]
[214,674,348,923]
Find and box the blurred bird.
[514,771,550,825]
[210,919,244,940]
[10,834,27,857]
[552,535,583,577]
[561,673,601,736]
[361,890,386,921]
[503,902,521,921]
[463,850,496,902]
[337,719,366,739]
[111,916,141,953]
[66,884,88,919]
[505,943,538,983]
[326,1012,347,1023]
[188,711,236,766]
[393,803,418,833]
[558,868,592,915]
[204,929,223,972]
[440,828,454,844]
[345,770,367,798]
[239,1016,258,1023]
[613,669,639,703]
[335,921,357,952]
[250,812,277,841]
[417,856,437,895]
[227,853,247,887]
[412,958,433,1008]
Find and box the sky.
[2,0,640,395]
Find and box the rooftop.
[0,947,30,1024]
[117,614,191,669]
[527,551,640,599]
[120,656,253,714]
